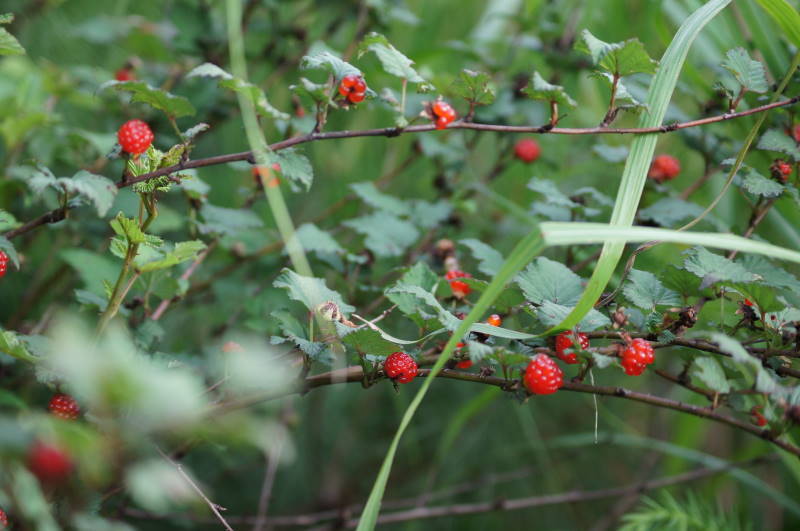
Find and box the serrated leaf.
[460,239,504,277]
[409,200,451,229]
[0,209,18,232]
[274,268,354,315]
[623,269,681,311]
[638,198,713,228]
[521,72,577,108]
[528,178,578,208]
[351,182,408,216]
[182,123,210,143]
[275,149,313,191]
[290,77,335,106]
[740,168,784,197]
[721,47,768,94]
[468,322,535,340]
[536,301,610,331]
[692,357,730,393]
[0,330,38,363]
[291,223,344,255]
[596,72,647,110]
[102,81,195,118]
[386,285,461,330]
[357,32,425,83]
[738,255,800,291]
[343,212,419,257]
[0,26,24,56]
[110,213,163,247]
[592,352,616,368]
[712,334,786,397]
[197,204,264,236]
[575,29,657,76]
[516,257,583,306]
[386,262,440,317]
[0,236,19,268]
[683,247,760,284]
[340,328,399,356]
[136,241,206,273]
[301,50,361,79]
[593,144,630,163]
[186,62,233,80]
[451,69,495,105]
[67,171,118,216]
[756,129,800,161]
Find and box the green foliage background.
[1,0,800,529]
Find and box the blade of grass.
[552,0,731,332]
[754,0,800,47]
[356,224,546,530]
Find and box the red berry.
[48,394,80,420]
[431,100,456,129]
[621,338,655,376]
[27,442,73,484]
[0,508,6,528]
[487,314,502,327]
[0,250,7,278]
[117,119,154,155]
[776,161,793,180]
[514,138,541,163]
[648,154,681,183]
[524,354,563,395]
[115,68,135,81]
[554,331,589,365]
[456,360,473,369]
[750,405,768,427]
[384,352,418,384]
[339,75,367,104]
[743,298,754,307]
[793,124,800,143]
[445,270,472,298]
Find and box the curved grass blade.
[552,0,731,332]
[356,225,545,530]
[754,0,800,47]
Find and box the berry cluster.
[554,330,589,364]
[620,338,655,376]
[0,250,8,278]
[117,119,154,155]
[338,74,367,104]
[772,159,793,182]
[384,352,418,384]
[648,154,681,183]
[514,138,541,163]
[445,269,471,298]
[431,100,456,130]
[524,354,563,395]
[49,394,80,420]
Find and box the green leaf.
[102,81,195,118]
[712,334,785,396]
[343,212,419,258]
[136,241,206,273]
[67,171,118,216]
[552,0,732,332]
[528,178,578,208]
[575,29,657,76]
[386,285,461,331]
[756,129,800,161]
[386,262,440,317]
[0,14,24,56]
[692,357,731,393]
[0,209,18,232]
[740,168,784,197]
[460,239,504,277]
[351,181,408,216]
[683,247,760,284]
[301,50,361,79]
[197,204,264,236]
[0,236,19,268]
[340,328,399,356]
[451,69,495,105]
[357,32,425,83]
[623,269,681,311]
[273,268,355,314]
[521,72,577,108]
[536,300,610,331]
[638,197,710,228]
[291,223,344,255]
[187,64,290,121]
[274,149,314,191]
[110,213,163,247]
[516,257,583,306]
[290,77,335,106]
[721,47,768,93]
[0,330,38,363]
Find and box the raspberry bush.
[2,1,800,529]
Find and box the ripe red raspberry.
[487,314,502,327]
[0,250,8,278]
[338,74,367,104]
[49,394,80,420]
[750,405,767,427]
[431,100,456,130]
[554,331,589,364]
[115,68,135,81]
[620,338,655,376]
[445,270,472,298]
[27,442,73,484]
[384,352,418,384]
[117,119,154,155]
[514,138,541,163]
[524,354,563,395]
[648,154,681,183]
[772,160,793,182]
[0,508,6,528]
